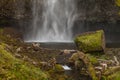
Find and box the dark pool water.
[39,42,77,50]
[39,42,120,50]
[64,70,92,80]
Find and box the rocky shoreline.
[0,27,120,80]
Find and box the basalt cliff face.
[1,0,120,43]
[0,0,119,24]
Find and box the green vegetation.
[47,64,70,80]
[0,28,70,80]
[87,63,98,80]
[69,52,98,80]
[115,0,120,15]
[86,54,98,65]
[101,66,120,80]
[114,72,120,80]
[54,64,64,72]
[116,0,120,7]
[0,43,48,80]
[75,30,104,53]
[107,72,120,80]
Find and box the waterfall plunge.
[25,0,76,42]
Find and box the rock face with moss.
[0,43,48,80]
[74,30,105,53]
[0,27,72,80]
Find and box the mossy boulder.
[69,51,98,80]
[74,30,105,53]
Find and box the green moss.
[75,30,104,53]
[116,0,120,7]
[86,54,98,65]
[0,28,3,33]
[69,52,81,62]
[115,71,120,80]
[103,66,120,80]
[101,71,120,80]
[115,0,120,16]
[101,76,107,80]
[47,64,67,80]
[54,64,64,72]
[69,52,98,80]
[0,43,48,80]
[87,63,98,80]
[106,71,120,80]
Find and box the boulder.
[69,51,98,80]
[74,30,105,53]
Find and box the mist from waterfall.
[25,0,76,42]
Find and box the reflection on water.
[40,42,77,49]
[39,42,120,50]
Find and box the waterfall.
[25,0,76,42]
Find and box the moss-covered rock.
[69,51,98,80]
[74,30,105,53]
[54,64,64,72]
[0,43,48,80]
[86,54,98,65]
[87,63,98,80]
[102,66,120,80]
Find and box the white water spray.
[62,65,72,70]
[25,0,76,42]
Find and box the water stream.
[25,0,77,42]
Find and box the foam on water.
[62,65,72,70]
